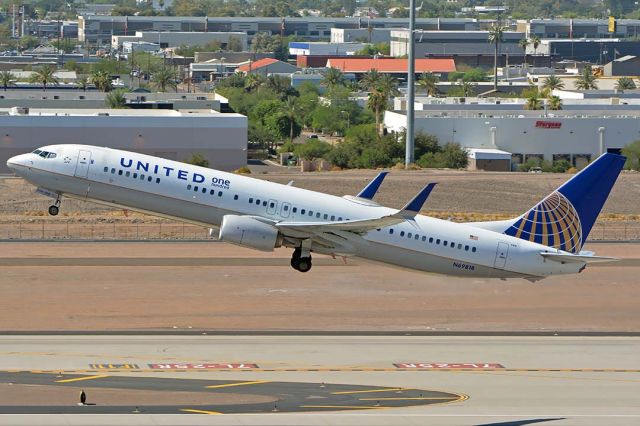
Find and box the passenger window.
[202,188,206,193]
[400,231,405,237]
[450,242,455,248]
[256,199,261,205]
[140,174,145,180]
[293,207,297,213]
[458,243,462,249]
[284,205,289,211]
[436,239,441,245]
[415,234,419,240]
[118,170,123,175]
[133,173,137,179]
[187,184,192,190]
[270,202,275,208]
[465,245,469,251]
[472,247,477,253]
[308,211,313,216]
[263,201,267,206]
[125,171,130,177]
[249,198,253,203]
[429,237,433,243]
[103,166,108,172]
[443,240,448,246]
[331,215,335,221]
[148,176,152,182]
[422,236,426,242]
[218,191,222,197]
[338,217,342,221]
[323,214,328,219]
[156,178,160,184]
[111,168,115,174]
[194,186,199,192]
[408,233,412,238]
[389,229,394,234]
[301,209,306,214]
[316,212,321,218]
[234,195,238,200]
[210,189,214,195]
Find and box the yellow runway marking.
[360,397,457,401]
[180,409,222,415]
[55,374,108,383]
[332,388,406,395]
[205,380,269,389]
[300,405,387,410]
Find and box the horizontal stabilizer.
[356,171,388,200]
[540,252,618,264]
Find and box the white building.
[288,41,367,56]
[122,41,159,54]
[384,109,637,168]
[112,31,248,51]
[0,108,247,173]
[330,28,393,44]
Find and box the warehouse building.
[384,109,636,170]
[112,31,248,50]
[0,108,247,173]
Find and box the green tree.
[91,70,112,92]
[75,75,90,91]
[29,65,59,91]
[226,36,243,52]
[519,38,530,65]
[367,89,388,137]
[320,67,346,96]
[487,23,507,91]
[152,68,178,92]
[542,75,564,92]
[547,95,563,110]
[417,143,468,169]
[282,96,299,141]
[616,77,636,91]
[574,65,598,90]
[186,153,209,167]
[417,72,439,96]
[295,139,332,161]
[359,68,381,92]
[622,140,640,171]
[0,71,16,91]
[525,94,542,110]
[105,89,128,108]
[531,35,541,54]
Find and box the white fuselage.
[7,145,585,279]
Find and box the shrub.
[186,153,209,167]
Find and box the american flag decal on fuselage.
[504,191,582,253]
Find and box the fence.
[0,219,639,241]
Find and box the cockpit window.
[38,151,48,158]
[47,153,56,158]
[32,150,56,159]
[32,149,41,154]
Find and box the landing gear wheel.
[297,257,312,273]
[48,205,59,216]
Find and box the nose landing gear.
[48,196,61,216]
[290,242,312,273]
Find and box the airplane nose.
[6,153,32,173]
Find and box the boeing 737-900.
[7,145,626,280]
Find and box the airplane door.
[280,202,291,218]
[266,199,278,215]
[74,149,92,178]
[494,242,509,269]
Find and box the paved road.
[0,335,638,425]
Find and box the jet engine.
[218,215,281,252]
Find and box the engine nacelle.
[218,215,280,252]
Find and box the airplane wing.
[276,183,437,236]
[540,252,618,264]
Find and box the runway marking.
[205,380,269,389]
[300,405,388,410]
[55,374,108,383]
[332,388,406,395]
[180,409,222,415]
[359,397,458,401]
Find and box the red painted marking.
[394,363,504,369]
[535,121,562,129]
[148,363,258,369]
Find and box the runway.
[0,335,638,425]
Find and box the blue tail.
[504,153,626,253]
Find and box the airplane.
[7,145,626,280]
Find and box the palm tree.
[244,73,265,92]
[531,35,541,55]
[91,71,112,92]
[378,74,400,98]
[525,94,542,110]
[320,67,345,95]
[29,65,58,91]
[105,89,127,109]
[542,75,565,93]
[282,96,298,141]
[574,65,598,90]
[616,77,636,91]
[265,74,292,99]
[519,38,530,66]
[151,68,177,92]
[417,72,439,96]
[487,24,507,91]
[459,81,476,97]
[0,71,16,91]
[367,89,387,136]
[547,95,562,110]
[75,75,89,91]
[359,68,381,92]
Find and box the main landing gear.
[291,242,312,273]
[48,196,61,216]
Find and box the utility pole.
[405,0,416,167]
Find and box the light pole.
[405,0,416,167]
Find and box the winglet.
[356,171,388,200]
[396,183,437,218]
